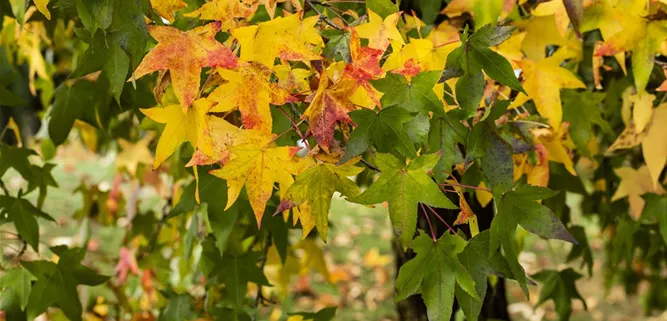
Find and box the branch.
[305,0,343,30]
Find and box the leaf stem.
[438,182,491,192]
[424,204,457,235]
[419,203,438,241]
[305,0,343,30]
[278,106,311,150]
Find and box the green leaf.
[350,153,457,249]
[0,267,35,310]
[466,122,514,190]
[23,247,108,321]
[427,113,466,183]
[468,24,516,48]
[0,144,36,181]
[532,268,587,321]
[322,30,351,63]
[158,292,195,321]
[372,71,443,114]
[562,90,612,157]
[455,231,516,321]
[341,106,417,163]
[213,251,269,307]
[566,225,594,276]
[49,80,97,146]
[289,307,337,321]
[455,72,485,116]
[277,160,362,241]
[642,194,667,246]
[366,0,398,18]
[417,0,444,24]
[490,185,576,296]
[0,196,55,252]
[396,232,478,321]
[105,42,130,103]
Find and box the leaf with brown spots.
[150,0,187,23]
[133,22,238,107]
[210,130,303,227]
[184,0,259,30]
[302,73,359,152]
[342,30,385,107]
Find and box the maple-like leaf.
[140,99,213,169]
[303,73,359,152]
[510,50,585,129]
[342,30,385,107]
[612,165,665,219]
[276,159,362,241]
[532,268,587,321]
[355,10,403,50]
[395,232,479,321]
[133,22,238,107]
[188,115,244,167]
[532,123,577,176]
[114,247,139,285]
[210,130,302,227]
[231,14,322,68]
[150,0,187,23]
[260,0,302,19]
[115,134,154,176]
[184,0,259,30]
[350,153,457,249]
[209,63,294,134]
[587,0,667,91]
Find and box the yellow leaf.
[612,166,665,219]
[512,52,585,129]
[184,0,258,30]
[532,123,577,176]
[629,91,655,133]
[4,117,22,147]
[475,182,493,208]
[210,131,301,226]
[356,10,403,50]
[140,99,212,169]
[642,104,667,188]
[34,0,51,19]
[441,0,512,28]
[231,14,322,68]
[150,0,187,22]
[116,134,155,176]
[363,248,391,268]
[605,121,647,155]
[263,245,300,297]
[297,239,332,283]
[517,14,566,61]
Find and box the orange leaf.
[133,22,238,107]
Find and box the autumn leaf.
[231,14,322,68]
[532,123,577,176]
[208,63,294,134]
[612,166,665,219]
[511,50,585,129]
[450,180,480,237]
[302,73,359,152]
[342,30,385,107]
[184,0,259,30]
[115,134,154,176]
[140,98,213,169]
[133,22,238,107]
[187,115,245,167]
[275,159,362,241]
[355,9,403,50]
[150,0,187,23]
[441,0,513,29]
[350,153,458,249]
[210,130,301,227]
[587,0,667,91]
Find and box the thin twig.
[424,204,457,235]
[278,106,311,150]
[438,182,491,192]
[508,120,550,128]
[420,203,437,241]
[0,180,10,196]
[305,0,343,30]
[360,158,380,172]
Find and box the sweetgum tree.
[1,0,667,320]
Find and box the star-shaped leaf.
[115,134,154,176]
[0,195,55,252]
[350,153,457,248]
[611,165,665,219]
[395,232,478,321]
[303,74,359,152]
[490,185,577,296]
[340,106,416,163]
[342,30,385,107]
[231,14,322,68]
[133,22,238,107]
[184,0,258,30]
[371,71,443,114]
[23,247,109,321]
[532,268,587,321]
[276,160,362,241]
[0,267,35,310]
[355,9,403,50]
[140,98,213,169]
[210,130,301,227]
[209,63,294,134]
